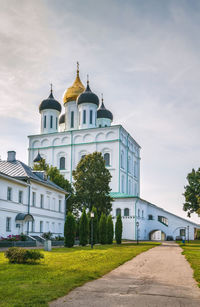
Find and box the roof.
[111,193,200,227]
[97,100,113,121]
[77,82,99,107]
[0,160,66,194]
[39,91,61,113]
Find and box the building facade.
[0,151,66,238]
[27,65,199,240]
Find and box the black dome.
[39,91,61,113]
[59,113,65,124]
[97,101,113,121]
[77,82,99,107]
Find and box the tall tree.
[33,159,74,213]
[64,212,76,247]
[99,213,107,244]
[72,152,113,218]
[115,214,122,244]
[79,208,89,246]
[183,168,200,217]
[106,215,114,244]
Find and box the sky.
[1,0,200,222]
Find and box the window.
[56,117,58,129]
[90,110,93,124]
[124,208,129,216]
[99,124,102,127]
[44,116,46,128]
[142,210,144,218]
[52,198,55,211]
[81,154,86,159]
[46,221,49,232]
[104,153,110,166]
[128,180,132,195]
[59,199,62,212]
[138,209,140,217]
[116,208,121,216]
[128,156,131,173]
[121,175,125,193]
[121,151,124,169]
[52,222,55,233]
[71,111,74,128]
[31,221,35,232]
[83,110,86,124]
[158,216,168,226]
[6,217,11,232]
[180,229,186,236]
[40,194,44,208]
[79,111,81,125]
[32,192,36,207]
[47,196,50,210]
[50,115,53,128]
[134,161,137,177]
[40,221,43,233]
[7,187,12,201]
[148,214,153,220]
[60,157,65,170]
[18,191,23,204]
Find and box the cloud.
[1,0,200,222]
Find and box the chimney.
[7,151,16,162]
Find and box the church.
[28,64,199,241]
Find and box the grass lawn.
[0,243,158,306]
[180,240,200,287]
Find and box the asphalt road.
[50,242,200,307]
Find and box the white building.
[0,151,66,238]
[28,64,199,241]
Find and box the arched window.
[148,214,153,220]
[124,208,129,216]
[116,208,121,216]
[50,115,53,128]
[81,155,86,159]
[60,157,65,170]
[104,153,110,166]
[44,116,46,128]
[138,208,140,217]
[121,175,125,193]
[142,210,144,218]
[121,151,124,169]
[71,111,74,128]
[90,110,93,124]
[83,110,86,124]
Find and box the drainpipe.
[126,133,129,194]
[70,131,73,183]
[118,126,121,192]
[134,197,139,240]
[27,179,31,235]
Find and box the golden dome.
[63,62,85,104]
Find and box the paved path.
[50,242,200,307]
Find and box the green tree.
[72,152,113,218]
[183,168,200,217]
[79,208,89,246]
[106,215,114,244]
[115,214,122,244]
[99,213,107,244]
[33,159,74,213]
[64,212,76,247]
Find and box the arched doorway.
[149,229,166,241]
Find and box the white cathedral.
[28,64,199,241]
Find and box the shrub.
[99,213,107,244]
[115,214,123,244]
[20,233,27,241]
[106,215,114,244]
[79,208,89,246]
[5,247,44,264]
[64,212,76,247]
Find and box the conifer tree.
[99,213,107,244]
[64,212,76,247]
[106,215,114,244]
[79,208,89,246]
[115,214,123,244]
